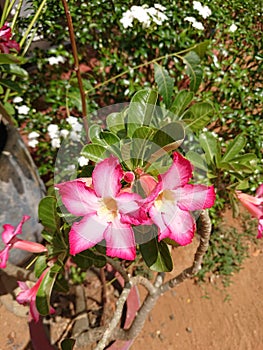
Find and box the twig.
[99,267,107,326]
[106,257,130,284]
[116,209,212,342]
[61,0,89,142]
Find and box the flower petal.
[2,215,30,244]
[0,246,10,268]
[159,152,193,190]
[69,214,107,255]
[104,219,136,260]
[92,156,123,198]
[56,179,99,216]
[160,207,195,245]
[256,184,263,198]
[176,184,215,211]
[257,218,263,239]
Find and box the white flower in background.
[154,4,166,11]
[120,9,134,28]
[193,1,211,19]
[120,4,167,29]
[69,130,81,142]
[16,105,30,115]
[60,129,69,138]
[131,5,151,27]
[51,138,61,149]
[184,16,204,30]
[47,55,66,65]
[147,7,168,25]
[13,96,23,104]
[78,156,89,167]
[47,124,60,139]
[27,131,40,148]
[229,23,238,32]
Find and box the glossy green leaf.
[192,41,210,59]
[81,144,109,163]
[231,153,257,163]
[61,338,76,350]
[183,102,214,131]
[100,131,120,145]
[34,255,47,278]
[140,236,173,272]
[0,79,23,93]
[88,124,102,144]
[152,121,185,149]
[183,51,203,92]
[6,64,29,77]
[199,132,220,166]
[170,90,194,118]
[36,262,62,315]
[38,196,60,233]
[222,134,247,162]
[127,89,158,137]
[154,63,174,108]
[0,53,24,65]
[106,112,125,134]
[130,126,156,167]
[73,249,106,269]
[186,150,208,171]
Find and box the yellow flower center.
[155,189,175,211]
[97,197,118,222]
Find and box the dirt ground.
[1,219,263,350]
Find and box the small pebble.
[169,314,174,320]
[186,327,192,333]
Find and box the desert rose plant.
[0,1,262,350]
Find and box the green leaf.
[154,63,174,108]
[61,338,76,350]
[186,150,208,171]
[140,235,173,272]
[106,112,125,134]
[192,41,210,59]
[222,134,247,162]
[170,90,194,117]
[0,78,23,93]
[127,89,158,137]
[6,64,29,77]
[73,249,106,269]
[152,121,185,149]
[231,153,257,163]
[88,124,102,144]
[130,126,156,167]
[236,179,249,190]
[183,51,203,92]
[199,132,220,166]
[38,196,60,233]
[0,53,24,65]
[100,131,120,146]
[81,144,109,163]
[34,255,47,278]
[36,262,62,315]
[183,102,214,131]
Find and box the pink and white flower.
[16,267,55,322]
[0,216,47,269]
[56,156,145,260]
[236,184,263,238]
[143,152,215,245]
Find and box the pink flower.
[0,22,20,54]
[236,184,263,238]
[143,152,216,245]
[0,216,47,268]
[56,156,145,260]
[16,268,55,322]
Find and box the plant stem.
[61,0,89,142]
[85,43,201,97]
